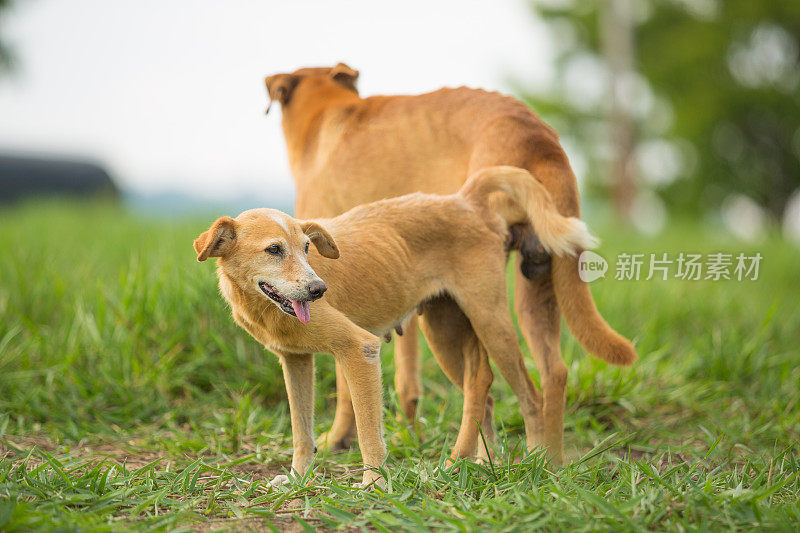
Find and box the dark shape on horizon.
[0,153,119,203]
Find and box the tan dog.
[195,166,596,486]
[265,64,637,464]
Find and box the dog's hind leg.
[454,273,545,458]
[419,297,496,461]
[513,255,567,465]
[452,335,494,461]
[394,314,422,434]
[317,364,358,452]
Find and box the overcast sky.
[0,0,554,203]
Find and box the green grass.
[0,200,798,531]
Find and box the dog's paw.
[354,473,386,491]
[476,446,496,465]
[269,474,291,488]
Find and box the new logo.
[578,251,608,282]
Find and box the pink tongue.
[291,300,311,324]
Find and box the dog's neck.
[281,79,360,164]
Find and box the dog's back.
[288,86,559,218]
[308,192,503,335]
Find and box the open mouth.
[258,282,311,323]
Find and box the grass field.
[0,200,798,531]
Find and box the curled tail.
[460,165,598,257]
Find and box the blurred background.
[1,5,799,528]
[2,0,798,239]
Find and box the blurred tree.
[521,0,800,220]
[0,0,14,71]
[603,0,637,219]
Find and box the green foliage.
[0,201,799,530]
[524,0,800,217]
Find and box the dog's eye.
[265,244,282,256]
[304,242,310,254]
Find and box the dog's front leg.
[334,336,387,489]
[271,352,316,487]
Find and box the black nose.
[307,280,327,300]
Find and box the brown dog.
[265,64,637,464]
[195,166,596,486]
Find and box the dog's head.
[264,63,359,114]
[194,208,339,323]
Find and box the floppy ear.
[264,73,298,114]
[330,62,359,93]
[300,221,339,259]
[193,216,237,261]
